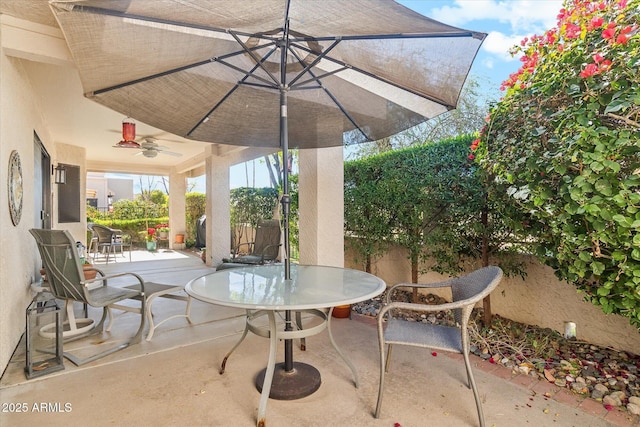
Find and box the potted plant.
[157,225,169,239]
[82,259,98,280]
[144,227,157,251]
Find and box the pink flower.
[579,63,598,78]
[565,23,581,39]
[468,154,475,160]
[545,29,557,45]
[588,16,604,31]
[599,59,612,72]
[602,23,617,40]
[592,53,604,63]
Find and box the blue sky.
[117,0,565,193]
[405,0,563,96]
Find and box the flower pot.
[332,304,351,318]
[83,265,97,280]
[146,241,157,251]
[158,231,169,239]
[175,234,185,244]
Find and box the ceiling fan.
[111,118,182,157]
[134,138,183,158]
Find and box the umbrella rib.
[187,48,279,137]
[287,46,371,142]
[90,42,277,96]
[216,58,279,89]
[289,31,485,43]
[288,39,341,87]
[229,31,281,87]
[292,67,349,89]
[65,4,235,38]
[297,41,455,109]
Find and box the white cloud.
[481,57,495,69]
[483,31,526,61]
[431,0,562,33]
[429,1,563,65]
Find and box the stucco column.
[205,148,230,266]
[298,146,344,267]
[168,171,186,249]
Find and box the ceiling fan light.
[142,149,158,158]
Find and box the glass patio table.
[185,264,386,425]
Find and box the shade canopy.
[50,0,485,149]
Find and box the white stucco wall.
[346,242,640,354]
[0,52,58,375]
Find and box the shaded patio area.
[0,253,630,426]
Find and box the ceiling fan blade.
[160,150,183,157]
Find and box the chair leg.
[375,342,389,418]
[463,350,485,427]
[61,306,134,366]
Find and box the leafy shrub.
[477,0,640,325]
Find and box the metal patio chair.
[30,229,146,366]
[375,266,504,427]
[91,224,131,263]
[224,219,282,265]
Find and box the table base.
[255,362,321,400]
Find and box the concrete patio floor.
[1,249,635,426]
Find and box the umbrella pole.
[256,33,321,401]
[280,87,295,373]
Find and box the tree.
[346,137,487,297]
[476,0,640,326]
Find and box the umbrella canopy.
[50,0,485,149]
[49,1,487,419]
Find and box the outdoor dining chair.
[30,229,146,366]
[91,224,131,263]
[375,266,503,427]
[223,219,282,265]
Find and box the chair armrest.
[81,272,146,306]
[259,243,282,260]
[379,287,482,319]
[232,241,254,257]
[82,271,145,289]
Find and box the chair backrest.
[91,224,115,244]
[30,229,86,302]
[450,266,503,324]
[252,219,281,260]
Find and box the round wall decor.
[8,150,23,226]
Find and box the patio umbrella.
[50,0,485,402]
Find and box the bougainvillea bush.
[476,0,640,325]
